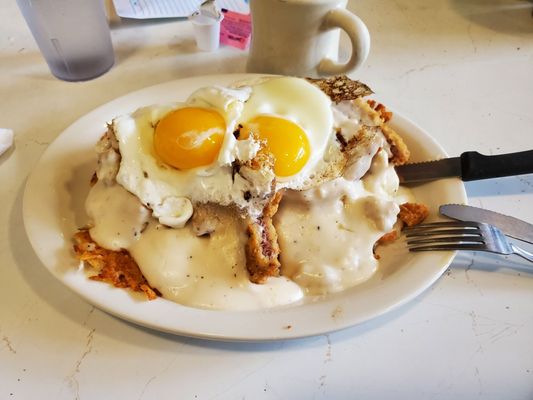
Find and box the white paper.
[113,0,249,19]
[0,129,14,156]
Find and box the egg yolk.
[154,107,225,170]
[240,116,310,177]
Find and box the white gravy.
[84,148,409,310]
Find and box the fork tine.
[404,221,479,230]
[405,221,486,252]
[405,228,480,237]
[409,243,487,251]
[404,221,533,263]
[407,236,485,245]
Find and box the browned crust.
[243,145,274,171]
[367,99,392,123]
[306,75,373,103]
[73,230,158,300]
[381,124,410,166]
[365,100,410,166]
[376,230,399,245]
[232,143,278,212]
[245,190,284,284]
[375,202,429,254]
[398,202,429,227]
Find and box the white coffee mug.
[246,0,370,77]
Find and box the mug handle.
[317,8,370,76]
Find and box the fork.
[404,221,533,263]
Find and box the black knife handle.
[461,150,533,181]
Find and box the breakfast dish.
[22,74,466,340]
[72,75,427,311]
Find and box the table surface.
[1,0,533,398]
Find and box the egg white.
[111,76,381,228]
[113,85,260,228]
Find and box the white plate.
[22,74,467,341]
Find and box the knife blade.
[396,150,533,183]
[440,204,533,244]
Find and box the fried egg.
[111,76,340,228]
[237,76,333,187]
[112,85,257,228]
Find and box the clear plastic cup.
[17,0,115,81]
[189,13,223,52]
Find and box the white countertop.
[1,0,533,398]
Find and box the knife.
[440,204,533,245]
[396,150,533,183]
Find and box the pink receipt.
[220,9,251,50]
